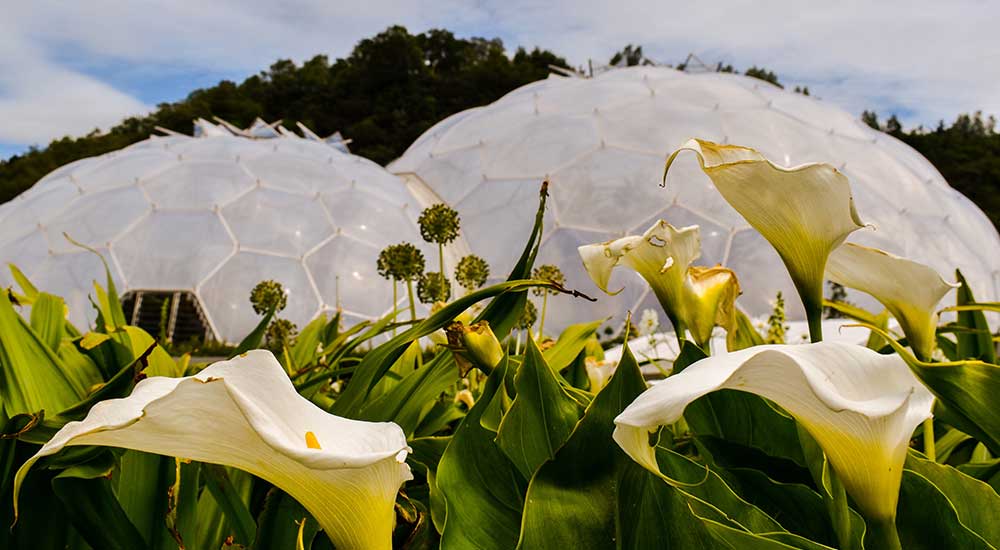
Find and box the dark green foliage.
[0,26,567,203]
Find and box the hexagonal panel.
[306,234,390,317]
[0,182,80,247]
[45,186,150,253]
[480,113,600,180]
[599,97,722,156]
[223,188,333,256]
[725,229,803,320]
[31,248,124,331]
[244,153,335,195]
[73,150,179,193]
[143,160,255,209]
[199,252,320,342]
[113,210,233,290]
[321,188,422,251]
[549,147,666,233]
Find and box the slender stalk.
[406,279,417,321]
[539,291,549,340]
[438,243,446,281]
[515,331,522,356]
[866,517,902,550]
[392,280,398,337]
[923,418,937,461]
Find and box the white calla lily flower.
[15,350,411,550]
[826,242,958,360]
[578,221,739,347]
[613,342,934,522]
[665,139,866,340]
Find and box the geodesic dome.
[0,119,434,342]
[390,66,1000,332]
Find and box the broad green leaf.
[360,351,458,436]
[289,313,327,371]
[201,464,257,545]
[519,344,817,549]
[0,290,83,415]
[896,470,995,550]
[437,359,526,549]
[332,278,572,417]
[958,459,1000,494]
[905,451,1000,546]
[496,337,585,479]
[51,454,149,550]
[675,341,806,466]
[797,425,866,550]
[728,308,765,351]
[29,292,65,352]
[8,263,39,302]
[254,489,320,550]
[114,450,176,549]
[192,466,253,549]
[230,306,276,358]
[955,269,996,363]
[541,319,604,372]
[122,326,178,377]
[56,343,154,421]
[867,324,1000,456]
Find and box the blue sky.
[2,1,998,160]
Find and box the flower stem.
[438,243,446,280]
[866,517,902,550]
[406,279,417,321]
[806,301,824,342]
[923,418,936,461]
[539,291,549,340]
[392,280,398,337]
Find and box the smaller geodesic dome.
[0,119,437,342]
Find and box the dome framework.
[0,119,435,342]
[390,66,1000,332]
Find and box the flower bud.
[446,320,504,376]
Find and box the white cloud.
[2,0,998,146]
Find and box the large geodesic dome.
[390,66,1000,331]
[0,119,434,342]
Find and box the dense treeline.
[1,27,998,232]
[862,111,1000,227]
[0,26,566,203]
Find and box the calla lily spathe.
[826,242,958,360]
[15,350,411,550]
[613,342,934,522]
[577,221,740,347]
[664,139,866,340]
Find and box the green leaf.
[230,306,276,358]
[360,351,459,436]
[519,344,818,549]
[8,263,39,301]
[201,463,257,545]
[954,269,996,363]
[541,319,604,372]
[289,313,327,371]
[56,343,154,421]
[437,358,526,549]
[496,337,585,479]
[676,341,806,466]
[29,292,66,352]
[728,308,766,351]
[904,451,1000,546]
[0,290,83,415]
[114,450,177,549]
[896,470,995,550]
[51,453,150,550]
[332,278,572,417]
[866,324,1000,456]
[254,489,319,550]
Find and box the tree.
[744,66,783,88]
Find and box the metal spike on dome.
[324,131,351,153]
[247,118,282,139]
[154,126,184,137]
[297,122,323,141]
[212,117,248,137]
[195,118,233,137]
